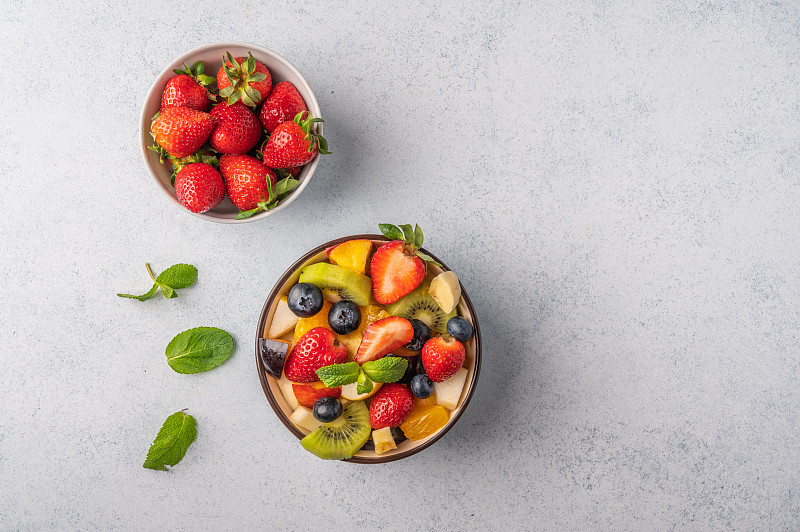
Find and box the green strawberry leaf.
[197,74,215,86]
[399,224,415,245]
[316,362,360,388]
[274,177,299,197]
[235,208,262,220]
[362,357,408,383]
[165,327,234,374]
[219,86,234,98]
[356,370,374,395]
[416,251,442,267]
[143,411,197,471]
[250,72,268,82]
[414,224,424,248]
[379,224,404,240]
[117,284,159,301]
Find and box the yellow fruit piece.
[294,301,333,342]
[372,427,397,454]
[399,403,449,441]
[335,305,389,359]
[327,239,373,275]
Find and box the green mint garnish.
[316,361,360,388]
[362,357,409,384]
[143,411,197,471]
[117,263,197,301]
[165,327,234,374]
[356,370,374,395]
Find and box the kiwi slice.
[300,401,371,460]
[385,281,456,334]
[298,263,372,307]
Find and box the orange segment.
[399,403,449,441]
[294,301,333,342]
[326,239,373,275]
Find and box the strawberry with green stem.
[371,224,442,305]
[217,52,272,108]
[262,111,330,169]
[150,107,214,159]
[161,61,217,112]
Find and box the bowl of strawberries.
[255,224,482,463]
[141,42,329,223]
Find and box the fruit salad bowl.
[255,230,482,463]
[140,42,323,223]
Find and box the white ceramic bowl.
[140,42,322,223]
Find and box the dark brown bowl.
[255,234,482,463]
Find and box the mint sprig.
[143,410,197,471]
[316,357,409,390]
[378,223,442,267]
[165,327,234,374]
[117,263,197,301]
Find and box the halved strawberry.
[354,316,414,364]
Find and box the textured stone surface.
[2,1,800,530]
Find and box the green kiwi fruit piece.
[385,281,456,334]
[300,400,371,460]
[298,263,372,307]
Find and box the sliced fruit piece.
[294,301,333,343]
[277,374,298,410]
[292,382,342,408]
[298,263,372,307]
[399,403,450,441]
[290,405,324,432]
[354,317,415,364]
[268,297,298,338]
[385,281,457,334]
[326,239,373,275]
[370,240,426,305]
[429,271,461,314]
[372,427,397,454]
[340,381,382,401]
[433,367,468,410]
[258,338,291,378]
[335,305,390,359]
[300,400,371,460]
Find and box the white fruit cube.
[372,427,397,454]
[290,406,323,432]
[268,298,298,338]
[278,375,299,410]
[434,367,469,410]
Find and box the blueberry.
[313,396,343,423]
[446,316,473,342]
[405,319,431,351]
[328,300,361,334]
[287,282,324,318]
[410,374,434,399]
[391,426,408,444]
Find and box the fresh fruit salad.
[258,224,477,460]
[149,52,329,218]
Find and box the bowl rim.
[254,234,483,463]
[139,41,322,224]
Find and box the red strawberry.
[259,81,308,133]
[174,163,225,213]
[210,102,262,155]
[219,154,277,212]
[151,107,213,158]
[421,336,465,382]
[262,111,330,169]
[369,383,414,429]
[161,75,210,112]
[354,317,415,364]
[283,166,302,177]
[292,382,342,408]
[370,223,441,304]
[217,52,272,108]
[284,327,348,383]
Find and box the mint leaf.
[165,327,234,374]
[415,251,442,267]
[143,411,197,471]
[379,223,403,240]
[356,369,374,395]
[117,284,158,301]
[362,357,408,383]
[316,361,360,387]
[117,262,197,301]
[414,224,424,248]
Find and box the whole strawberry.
[174,163,225,213]
[160,62,215,112]
[370,224,440,305]
[369,383,414,429]
[210,102,262,155]
[219,154,276,211]
[421,336,465,382]
[217,52,272,108]
[284,327,348,383]
[259,81,308,133]
[262,111,330,169]
[151,107,213,158]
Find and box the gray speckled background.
[2,1,799,530]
